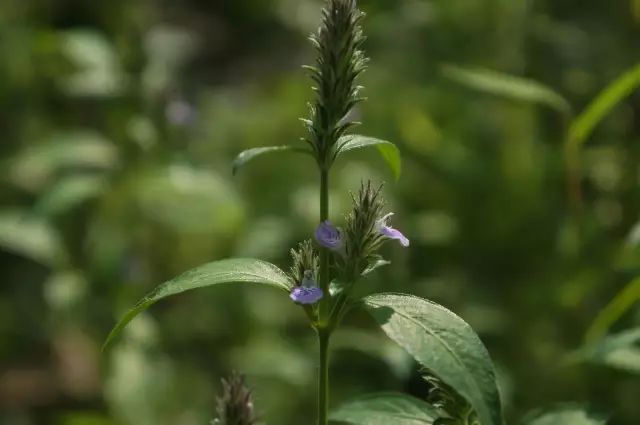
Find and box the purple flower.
[377,213,410,247]
[315,221,343,250]
[290,270,323,304]
[290,287,324,304]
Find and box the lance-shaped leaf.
[362,293,503,425]
[568,63,640,150]
[441,64,571,115]
[330,392,438,425]
[232,146,311,175]
[336,135,402,180]
[521,405,608,425]
[0,209,67,266]
[585,277,640,343]
[104,258,291,350]
[572,328,640,374]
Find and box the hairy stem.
[317,328,330,425]
[317,167,331,425]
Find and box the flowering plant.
[104,1,506,424]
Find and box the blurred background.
[1,0,639,424]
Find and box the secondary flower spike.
[377,213,410,247]
[315,221,343,250]
[290,270,323,305]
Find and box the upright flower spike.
[302,0,368,169]
[212,372,259,425]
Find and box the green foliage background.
[0,0,639,424]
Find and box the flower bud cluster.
[288,240,323,305]
[314,181,409,288]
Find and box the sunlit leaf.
[568,64,640,149]
[585,277,640,343]
[0,209,67,266]
[574,328,640,374]
[330,392,438,425]
[521,405,608,425]
[362,293,503,425]
[104,258,292,350]
[441,64,571,115]
[336,135,401,180]
[232,146,311,175]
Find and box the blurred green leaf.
[7,131,117,192]
[143,26,200,96]
[362,293,503,425]
[521,405,607,425]
[0,209,66,266]
[104,258,292,350]
[336,135,402,180]
[441,64,571,115]
[329,392,438,425]
[59,30,125,96]
[36,175,107,216]
[232,146,311,175]
[586,277,640,343]
[57,412,114,425]
[574,328,640,374]
[131,165,243,235]
[568,64,640,149]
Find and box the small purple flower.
[290,287,324,304]
[377,213,410,247]
[315,221,343,250]
[290,270,323,305]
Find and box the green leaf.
[330,392,438,425]
[362,293,503,425]
[585,277,640,343]
[521,405,607,425]
[441,64,571,115]
[336,135,402,180]
[59,30,124,97]
[568,64,640,149]
[6,130,118,193]
[104,258,292,350]
[36,175,108,216]
[0,209,67,266]
[573,328,640,374]
[232,146,311,175]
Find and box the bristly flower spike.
[302,0,369,170]
[212,372,259,425]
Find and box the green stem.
[319,168,330,321]
[318,329,330,425]
[317,167,331,425]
